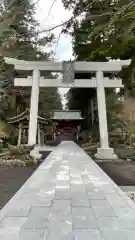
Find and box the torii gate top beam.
[4,57,131,72]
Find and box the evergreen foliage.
[0,0,61,120]
[62,0,134,126]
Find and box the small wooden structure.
[7,109,48,146]
[51,110,84,141]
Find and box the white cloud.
[36,0,73,61]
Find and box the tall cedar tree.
[0,0,62,118]
[63,0,131,127]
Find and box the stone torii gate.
[5,57,131,159]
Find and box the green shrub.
[24,159,36,166]
[9,147,22,156]
[0,159,25,167]
[0,145,37,166]
[9,146,30,156]
[117,148,135,161]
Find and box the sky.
[36,0,73,108]
[36,0,73,60]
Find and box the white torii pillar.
[95,71,116,159]
[28,69,40,145]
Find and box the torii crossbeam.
[14,77,123,88]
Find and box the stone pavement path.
[0,142,135,239]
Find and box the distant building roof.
[51,110,84,120]
[7,109,49,124]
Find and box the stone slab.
[23,207,50,229]
[72,207,98,229]
[0,141,135,240]
[74,229,102,240]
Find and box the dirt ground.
[97,161,135,186]
[0,165,38,210]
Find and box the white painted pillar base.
[95,71,118,160]
[95,148,118,160]
[17,125,22,146]
[28,69,40,146]
[37,123,41,145]
[30,146,42,160]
